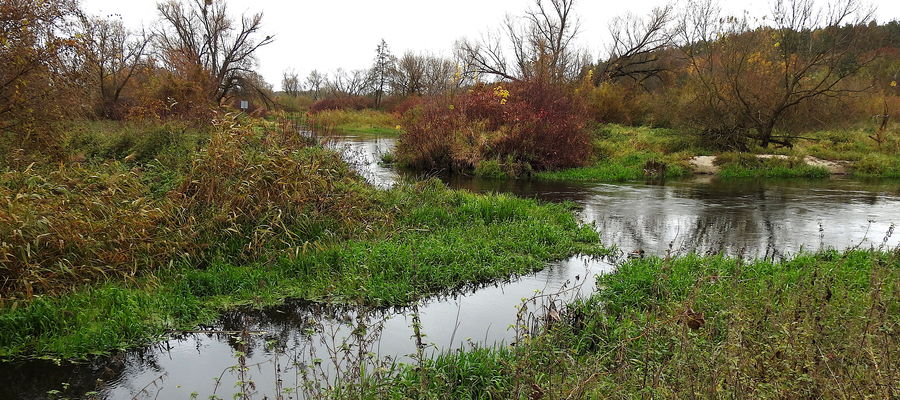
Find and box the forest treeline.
[2,0,898,167]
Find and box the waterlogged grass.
[536,151,691,182]
[373,250,899,399]
[854,153,900,178]
[714,152,831,179]
[718,164,831,178]
[0,184,603,359]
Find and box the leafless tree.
[389,52,428,95]
[281,68,302,96]
[456,0,587,83]
[77,14,152,114]
[422,55,457,94]
[596,4,675,86]
[677,0,877,148]
[155,0,274,104]
[389,52,456,95]
[305,70,327,100]
[328,68,370,97]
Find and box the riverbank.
[0,117,604,359]
[534,124,900,182]
[368,249,899,399]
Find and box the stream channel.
[2,132,898,399]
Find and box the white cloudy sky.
[82,0,899,90]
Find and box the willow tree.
[155,0,274,104]
[679,0,877,148]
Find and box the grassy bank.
[714,152,832,179]
[369,250,898,399]
[533,124,899,183]
[0,117,603,359]
[308,109,401,135]
[535,125,695,182]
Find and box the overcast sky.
[82,0,899,90]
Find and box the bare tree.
[597,4,675,86]
[390,52,428,95]
[155,0,274,104]
[456,0,587,83]
[370,39,394,107]
[305,70,327,100]
[281,68,302,96]
[328,68,370,97]
[78,14,152,115]
[423,56,458,94]
[678,0,877,148]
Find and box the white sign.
[239,100,249,110]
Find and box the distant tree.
[370,39,394,107]
[77,14,152,116]
[305,70,327,100]
[678,0,877,148]
[329,68,369,97]
[155,0,274,104]
[456,0,588,83]
[281,68,302,96]
[390,52,457,95]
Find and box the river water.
[2,133,898,399]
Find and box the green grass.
[369,250,899,399]
[536,151,691,182]
[473,160,509,179]
[717,164,831,178]
[0,181,603,359]
[309,109,402,135]
[536,124,899,182]
[714,152,831,179]
[853,153,900,178]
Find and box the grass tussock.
[373,250,899,399]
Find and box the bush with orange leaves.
[396,81,592,173]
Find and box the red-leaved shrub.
[397,81,591,172]
[309,96,374,113]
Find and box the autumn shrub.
[309,96,374,113]
[580,82,649,125]
[397,81,591,173]
[385,95,425,115]
[306,109,399,134]
[276,95,315,112]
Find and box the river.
[2,132,897,399]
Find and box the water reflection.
[0,256,611,399]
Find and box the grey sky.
[81,0,899,90]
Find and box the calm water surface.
[2,133,897,399]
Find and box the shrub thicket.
[397,81,592,173]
